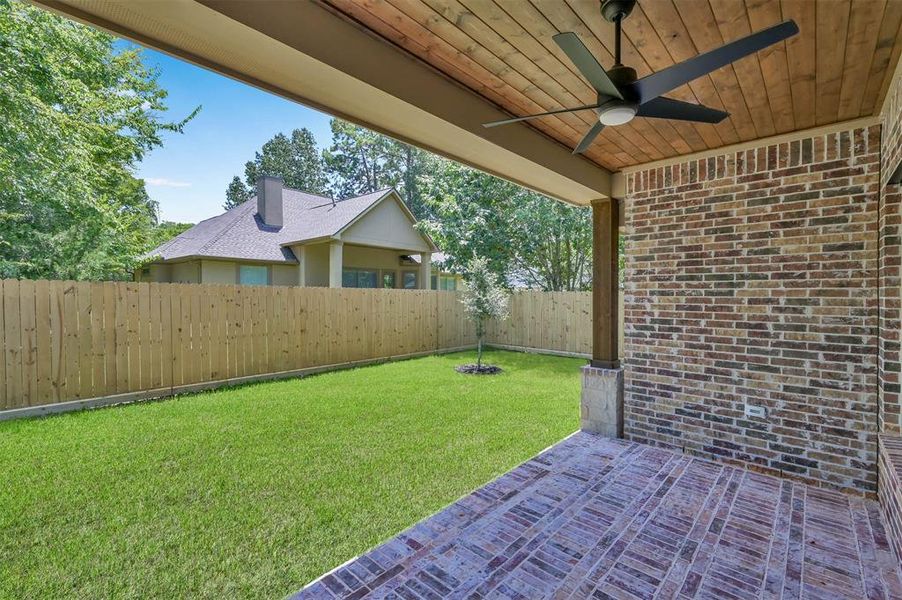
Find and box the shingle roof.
[144,188,393,264]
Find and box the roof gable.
[337,191,436,252]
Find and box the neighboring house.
[136,176,461,290]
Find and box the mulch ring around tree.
[455,364,503,375]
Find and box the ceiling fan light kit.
[482,0,799,155]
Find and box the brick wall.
[879,58,902,561]
[624,124,881,495]
[880,59,902,434]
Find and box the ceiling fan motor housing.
[600,0,636,23]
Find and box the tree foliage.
[324,120,430,218]
[0,0,197,280]
[460,256,509,368]
[419,161,594,291]
[146,220,193,249]
[225,128,328,208]
[224,176,250,210]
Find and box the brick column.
[581,197,623,438]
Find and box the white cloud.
[145,177,192,188]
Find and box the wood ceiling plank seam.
[326,0,611,168]
[837,0,887,121]
[377,0,620,166]
[781,0,816,130]
[745,0,796,134]
[334,0,543,122]
[491,0,662,162]
[707,0,777,138]
[814,0,852,125]
[561,0,706,155]
[860,0,902,115]
[627,2,737,146]
[662,0,760,141]
[417,0,630,165]
[330,0,586,152]
[419,0,600,131]
[655,0,760,141]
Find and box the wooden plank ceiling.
[321,0,902,171]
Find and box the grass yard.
[0,349,582,599]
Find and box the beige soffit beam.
[614,115,881,181]
[31,0,611,206]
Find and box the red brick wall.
[879,62,902,435]
[624,124,881,495]
[878,60,902,561]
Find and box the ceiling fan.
[482,0,799,155]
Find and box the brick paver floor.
[293,432,902,599]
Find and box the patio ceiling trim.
[610,115,882,198]
[31,0,612,206]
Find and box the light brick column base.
[580,365,623,438]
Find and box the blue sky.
[133,46,334,224]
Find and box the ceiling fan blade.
[631,20,799,103]
[483,103,600,128]
[637,97,729,123]
[573,121,605,155]
[553,32,623,100]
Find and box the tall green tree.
[0,0,197,280]
[226,128,328,208]
[419,161,594,291]
[224,175,250,210]
[324,119,431,218]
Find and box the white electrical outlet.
[745,404,766,419]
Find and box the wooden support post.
[592,198,619,369]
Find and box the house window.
[343,268,378,288]
[402,271,418,289]
[431,275,437,290]
[239,265,268,286]
[441,276,457,291]
[382,271,396,289]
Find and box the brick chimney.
[256,175,283,227]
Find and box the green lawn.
[0,350,582,599]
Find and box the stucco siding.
[201,260,237,284]
[272,264,297,286]
[304,242,330,287]
[341,196,431,252]
[171,261,201,283]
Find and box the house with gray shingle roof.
[136,176,460,290]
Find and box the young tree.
[460,256,509,370]
[236,128,328,196]
[0,0,198,280]
[224,176,249,210]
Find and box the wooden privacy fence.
[0,281,620,415]
[0,280,474,413]
[486,291,624,358]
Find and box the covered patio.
[31,0,902,596]
[295,432,901,599]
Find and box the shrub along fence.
[0,280,620,418]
